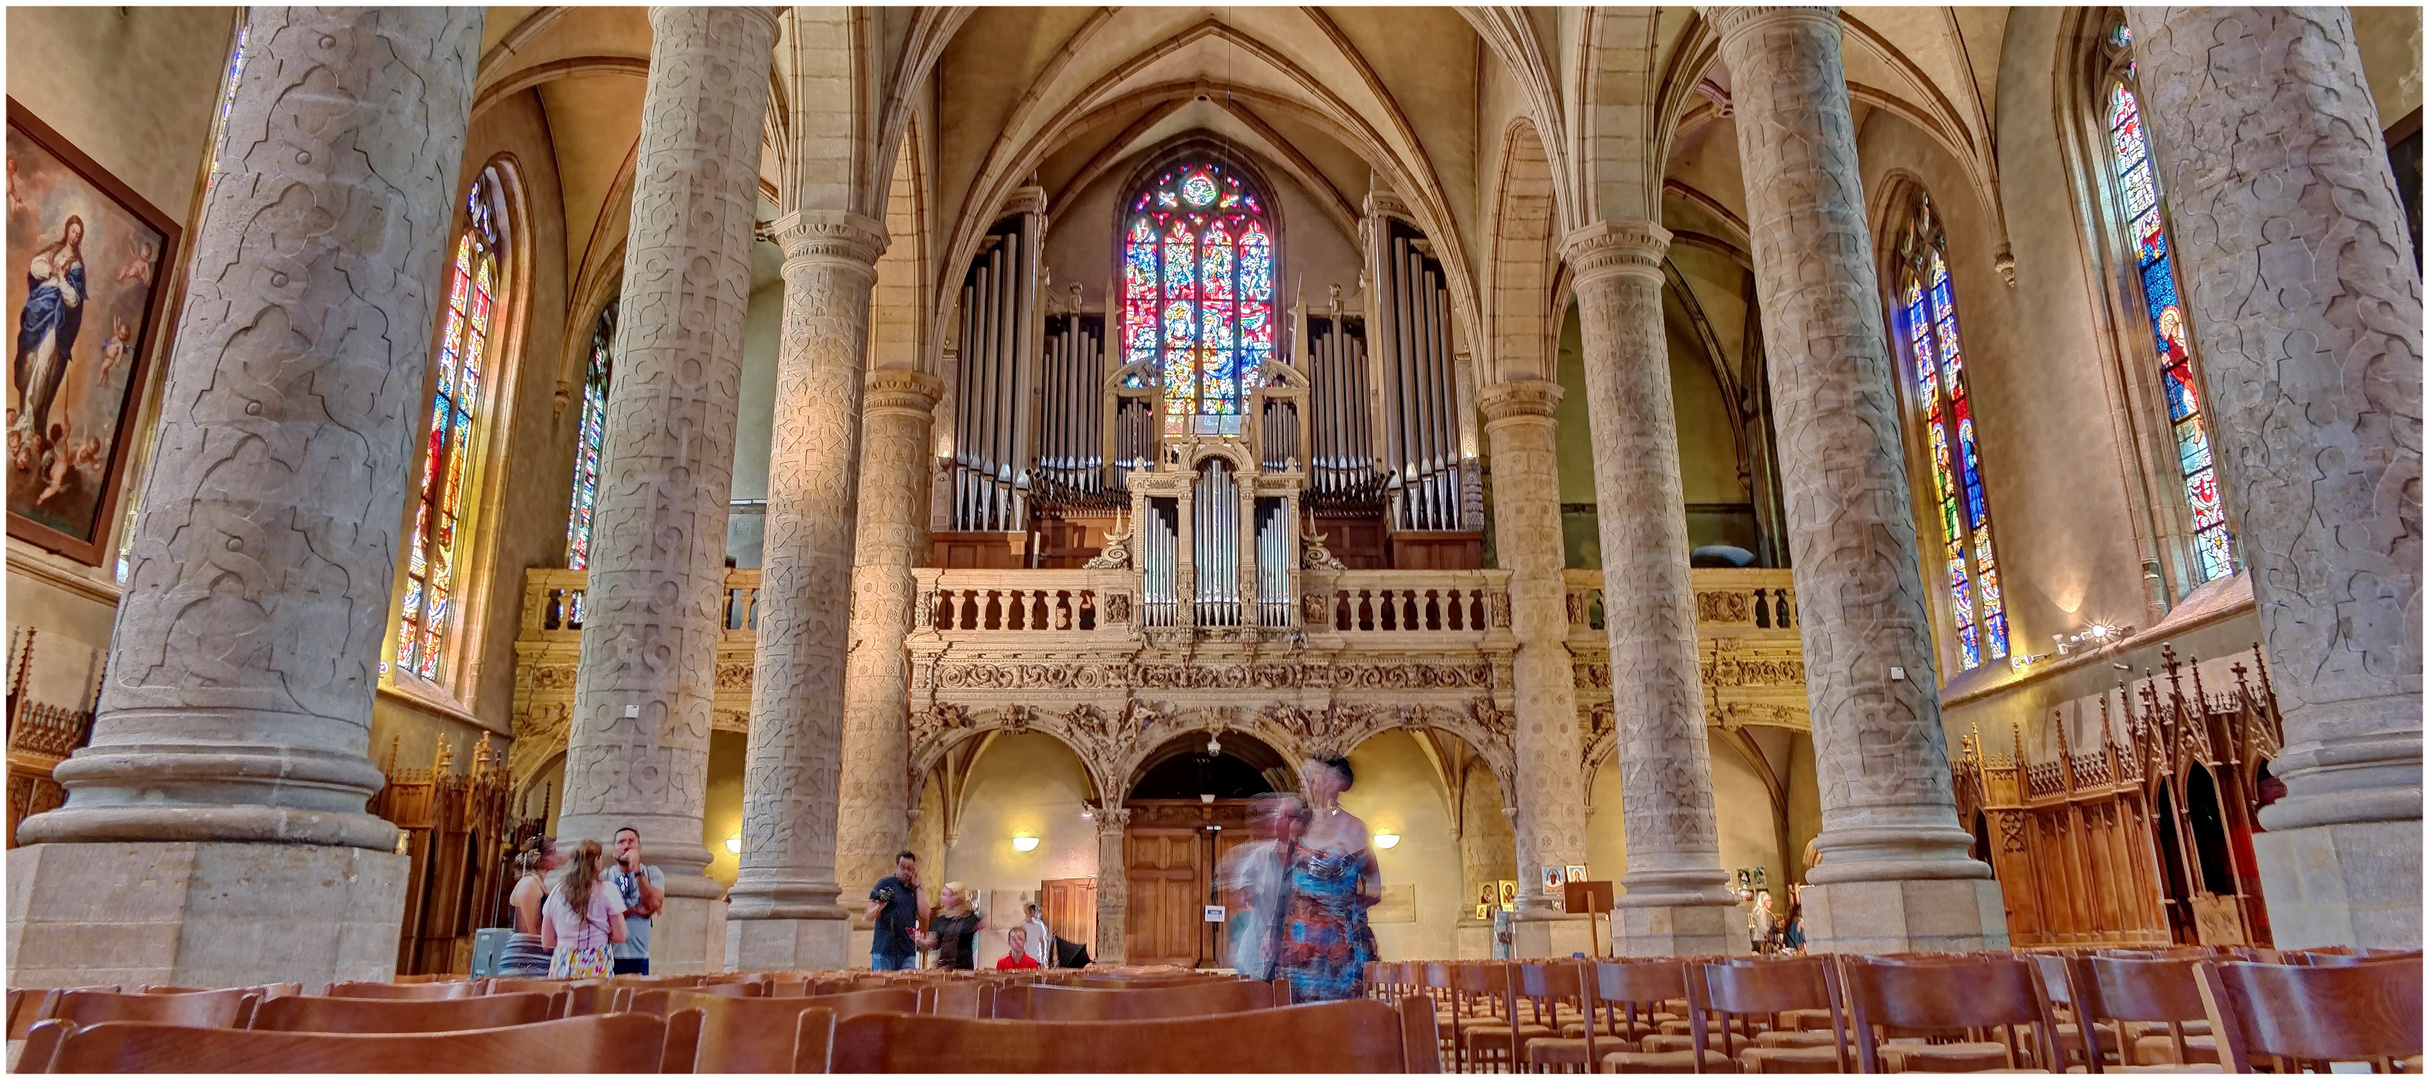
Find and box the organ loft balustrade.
[507,562,1809,800]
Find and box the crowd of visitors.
[493,828,667,979]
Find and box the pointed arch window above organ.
[2099,19,2236,586]
[1119,161,1277,438]
[1892,194,2007,672]
[394,166,508,686]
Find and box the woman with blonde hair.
[541,838,626,978]
[925,881,985,970]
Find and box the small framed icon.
[1565,864,1589,884]
[1498,880,1519,909]
[1752,867,1769,889]
[1541,866,1565,895]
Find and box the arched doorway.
[1122,731,1292,968]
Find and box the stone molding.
[776,209,888,271]
[862,368,944,414]
[1476,378,1564,423]
[1003,185,1048,219]
[1699,5,1841,46]
[1561,219,1672,287]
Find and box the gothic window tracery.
[397,167,505,683]
[565,299,616,572]
[1120,161,1276,437]
[1895,195,2008,670]
[2104,22,2234,584]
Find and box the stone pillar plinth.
[832,367,943,968]
[728,211,889,972]
[2124,6,2422,950]
[1093,808,1131,964]
[1703,5,2003,952]
[1564,219,1744,957]
[556,5,778,974]
[1476,379,1592,950]
[6,7,481,990]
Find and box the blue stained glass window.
[2109,71,2234,583]
[1121,162,1275,436]
[1901,206,2007,670]
[565,299,616,574]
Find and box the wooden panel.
[1388,530,1482,570]
[1030,511,1117,569]
[931,531,1027,569]
[1126,825,1206,969]
[1040,877,1096,956]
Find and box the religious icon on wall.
[1541,866,1564,895]
[1565,864,1589,885]
[6,99,177,565]
[1497,880,1518,910]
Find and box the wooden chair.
[482,977,572,997]
[391,973,470,984]
[137,983,300,1000]
[1839,954,2062,1073]
[31,1012,661,1072]
[1702,957,1850,1073]
[247,992,554,1033]
[1462,962,1555,1072]
[2194,956,2421,1073]
[2031,952,2122,1070]
[828,998,1417,1072]
[38,988,259,1031]
[619,980,761,1016]
[660,993,904,1073]
[322,980,482,1001]
[2069,955,2221,1069]
[1396,994,1445,1073]
[556,981,621,1018]
[1523,961,1610,1073]
[9,988,116,1040]
[1597,961,1731,1074]
[994,979,1274,1020]
[927,980,995,1017]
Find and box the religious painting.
[1497,879,1517,910]
[1541,866,1564,895]
[1565,864,1589,885]
[5,99,177,565]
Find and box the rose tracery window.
[1120,162,1276,437]
[396,168,504,683]
[2106,25,2234,584]
[1896,197,2008,671]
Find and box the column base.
[726,914,846,972]
[2252,818,2422,950]
[1509,912,1597,958]
[1455,920,1493,960]
[1801,877,2009,954]
[1615,903,1747,958]
[6,841,406,991]
[650,895,730,975]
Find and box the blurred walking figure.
[1217,792,1304,979]
[1276,757,1380,1002]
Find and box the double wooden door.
[1124,800,1258,968]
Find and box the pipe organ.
[1305,312,1377,498]
[1037,310,1106,493]
[1371,218,1465,533]
[948,204,1043,534]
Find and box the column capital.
[1004,185,1047,219]
[776,209,888,268]
[864,367,944,413]
[1698,6,1841,45]
[1094,807,1133,834]
[660,5,781,34]
[1561,219,1672,288]
[1477,377,1564,423]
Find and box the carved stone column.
[6,8,481,990]
[1476,379,1594,957]
[727,211,889,971]
[1563,220,1743,956]
[2124,6,2422,950]
[1704,5,2004,953]
[556,6,778,975]
[1093,807,1132,964]
[834,367,943,967]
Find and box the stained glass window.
[205,20,248,197]
[565,299,616,571]
[1898,199,2007,671]
[2108,65,2233,583]
[397,170,504,683]
[1120,162,1274,436]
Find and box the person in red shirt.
[996,926,1043,970]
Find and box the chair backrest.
[38,1013,662,1073]
[1592,959,1687,1006]
[557,981,621,1017]
[322,981,483,1001]
[392,974,469,985]
[138,983,300,1000]
[995,979,1273,1020]
[2083,955,2208,1023]
[2195,957,2423,1071]
[1701,955,1835,1016]
[1397,996,1444,1072]
[831,999,1410,1072]
[621,981,761,1017]
[45,988,258,1030]
[661,996,856,1074]
[248,992,554,1033]
[1839,954,2060,1072]
[482,977,570,996]
[928,980,995,1017]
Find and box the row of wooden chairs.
[1366,950,2420,1074]
[17,996,1444,1072]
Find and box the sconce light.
[1012,835,1040,853]
[2054,623,2126,658]
[1373,832,1400,849]
[725,836,741,854]
[1199,793,1217,805]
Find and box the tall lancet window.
[1895,196,2007,670]
[2106,22,2233,583]
[1121,161,1275,436]
[397,168,505,683]
[565,299,616,570]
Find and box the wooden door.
[1126,825,1205,967]
[1040,877,1097,957]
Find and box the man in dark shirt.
[865,850,927,971]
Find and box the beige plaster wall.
[726,275,785,568]
[937,733,1100,968]
[1589,734,1812,910]
[1343,729,1460,963]
[702,730,746,891]
[2355,6,2423,127]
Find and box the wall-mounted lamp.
[1011,835,1040,853]
[725,836,741,854]
[1373,833,1400,849]
[2053,623,2128,657]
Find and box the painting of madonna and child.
[6,100,176,565]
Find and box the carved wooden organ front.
[932,176,1479,634]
